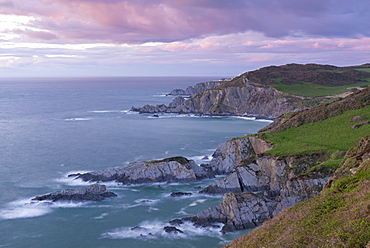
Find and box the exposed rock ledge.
[69,156,214,184]
[32,184,117,202]
[175,136,330,233]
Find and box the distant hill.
[221,63,370,97]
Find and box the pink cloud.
[1,0,367,45]
[15,29,57,40]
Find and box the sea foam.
[0,198,87,220]
[101,219,223,240]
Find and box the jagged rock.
[168,81,224,96]
[168,89,187,96]
[32,184,117,202]
[197,135,330,232]
[209,137,255,175]
[70,157,214,184]
[163,226,183,234]
[169,219,184,226]
[185,192,275,233]
[170,192,192,197]
[208,136,271,175]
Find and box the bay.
[0,77,270,248]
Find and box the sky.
[0,0,370,77]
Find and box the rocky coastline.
[57,80,333,235]
[38,79,367,239]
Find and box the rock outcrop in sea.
[69,156,214,184]
[32,184,117,202]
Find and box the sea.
[0,77,271,248]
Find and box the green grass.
[270,80,370,97]
[259,105,370,156]
[355,68,370,73]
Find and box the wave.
[64,117,92,121]
[89,110,121,113]
[153,94,168,97]
[101,219,223,240]
[0,198,87,220]
[54,171,93,186]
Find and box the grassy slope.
[270,80,370,97]
[260,105,370,156]
[224,136,370,248]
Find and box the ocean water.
[0,77,270,248]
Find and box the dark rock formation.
[163,226,184,234]
[185,192,276,233]
[170,192,192,197]
[32,184,117,202]
[70,156,214,184]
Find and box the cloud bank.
[0,0,370,76]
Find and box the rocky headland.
[131,81,308,118]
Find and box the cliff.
[225,135,370,248]
[131,82,307,118]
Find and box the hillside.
[224,135,370,248]
[260,86,370,133]
[240,63,370,97]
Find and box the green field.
[259,105,370,156]
[270,80,370,97]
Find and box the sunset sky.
[1,0,370,77]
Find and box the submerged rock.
[32,184,117,202]
[70,156,214,184]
